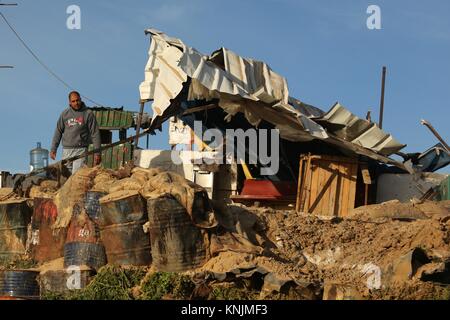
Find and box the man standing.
[50,91,101,174]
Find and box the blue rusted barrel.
[0,200,32,263]
[84,191,107,221]
[64,242,107,270]
[0,270,40,299]
[98,191,151,266]
[147,197,207,272]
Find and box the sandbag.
[108,177,142,193]
[52,167,98,229]
[91,170,117,193]
[140,171,217,229]
[29,180,59,199]
[0,188,16,202]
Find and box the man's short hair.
[68,91,81,100]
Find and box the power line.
[0,11,105,107]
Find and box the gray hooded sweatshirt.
[51,103,101,153]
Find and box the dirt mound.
[250,201,450,299]
[348,200,450,221]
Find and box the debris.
[385,248,430,285]
[323,282,364,300]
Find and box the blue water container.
[30,142,49,177]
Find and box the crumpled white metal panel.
[139,30,187,117]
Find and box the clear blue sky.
[1,0,449,173]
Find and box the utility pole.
[378,66,387,129]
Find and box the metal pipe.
[0,66,13,68]
[134,101,146,148]
[379,66,387,129]
[22,127,154,180]
[421,119,450,151]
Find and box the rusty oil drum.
[66,204,100,244]
[0,270,40,300]
[0,200,32,263]
[147,197,207,272]
[84,191,107,222]
[40,269,95,295]
[98,191,151,266]
[30,198,67,263]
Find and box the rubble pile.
[248,200,450,299]
[0,167,449,300]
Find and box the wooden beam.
[182,104,218,116]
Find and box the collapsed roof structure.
[138,29,409,173]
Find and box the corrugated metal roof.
[288,97,325,118]
[139,30,407,167]
[316,103,406,156]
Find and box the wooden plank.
[295,158,304,212]
[311,154,359,164]
[314,161,324,215]
[312,160,326,215]
[328,162,338,216]
[347,163,358,213]
[308,160,319,214]
[309,162,319,214]
[333,163,343,216]
[323,161,334,216]
[323,161,335,216]
[340,163,350,217]
[182,104,218,116]
[302,155,312,213]
[297,155,309,212]
[320,161,331,215]
[361,164,372,185]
